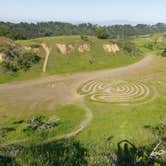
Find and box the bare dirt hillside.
[103,44,120,53]
[56,43,90,54]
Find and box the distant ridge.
[0,21,166,40]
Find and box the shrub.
[0,37,41,72]
[117,40,140,56]
[162,48,166,57]
[3,51,41,72]
[96,27,110,39]
[80,35,89,41]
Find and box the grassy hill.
[0,36,144,84]
[0,34,166,165]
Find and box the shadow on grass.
[109,140,166,166]
[0,155,14,166]
[0,139,88,166]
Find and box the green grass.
[75,55,166,151]
[0,36,143,84]
[0,35,166,165]
[44,36,143,74]
[78,99,165,146]
[0,105,85,144]
[133,32,166,55]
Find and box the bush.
[96,27,110,39]
[0,37,41,72]
[80,35,89,41]
[3,51,41,72]
[144,42,155,50]
[117,40,140,56]
[162,48,166,57]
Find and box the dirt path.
[1,103,93,146]
[0,55,156,145]
[46,103,93,143]
[0,55,155,113]
[41,43,50,73]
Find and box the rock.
[0,53,5,63]
[56,44,68,54]
[56,44,90,54]
[78,44,91,52]
[24,46,32,51]
[103,44,120,53]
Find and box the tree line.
[0,21,166,40]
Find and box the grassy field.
[0,34,166,165]
[0,105,85,144]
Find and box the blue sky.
[0,0,166,24]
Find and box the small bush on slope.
[0,37,41,72]
[117,40,141,56]
[162,48,166,57]
[96,27,110,39]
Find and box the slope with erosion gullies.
[26,36,143,74]
[0,36,143,83]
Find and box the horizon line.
[0,19,165,26]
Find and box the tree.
[96,27,110,39]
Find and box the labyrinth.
[78,80,158,104]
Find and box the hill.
[0,33,166,165]
[0,51,166,165]
[0,35,143,84]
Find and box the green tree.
[96,27,110,39]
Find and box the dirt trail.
[41,43,50,73]
[46,104,93,142]
[0,55,154,112]
[0,55,156,145]
[1,103,93,146]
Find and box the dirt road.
[0,55,154,110]
[0,55,156,142]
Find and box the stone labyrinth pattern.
[78,80,158,104]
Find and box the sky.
[0,0,166,25]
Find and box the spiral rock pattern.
[78,80,158,104]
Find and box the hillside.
[0,51,166,165]
[0,33,165,165]
[0,36,143,84]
